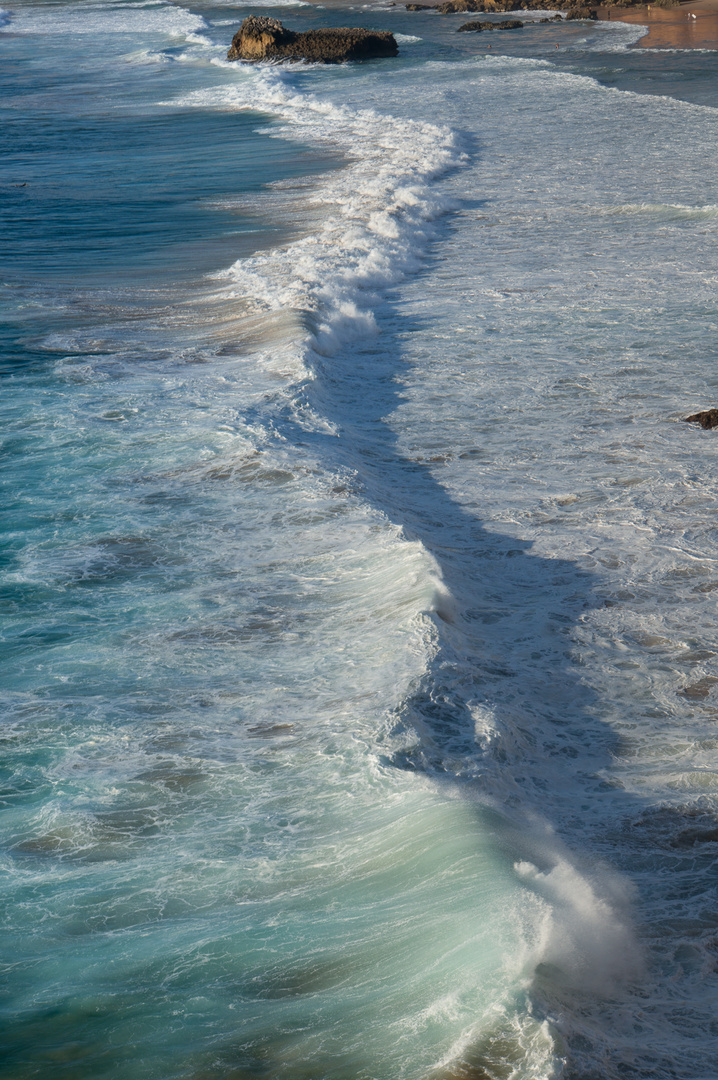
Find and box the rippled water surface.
[2,2,718,1078]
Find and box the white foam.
[599,201,718,220]
[516,854,642,994]
[356,46,718,1076]
[170,67,463,388]
[581,20,649,51]
[8,1,208,36]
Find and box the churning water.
[2,2,718,1077]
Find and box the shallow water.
[2,2,718,1078]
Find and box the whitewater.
[2,2,718,1077]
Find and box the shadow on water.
[264,216,679,1076]
[284,246,617,804]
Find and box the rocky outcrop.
[564,4,598,16]
[440,0,522,11]
[408,0,523,11]
[458,17,524,29]
[226,16,398,63]
[684,408,718,430]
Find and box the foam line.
[173,66,464,382]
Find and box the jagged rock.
[684,408,718,430]
[227,16,398,63]
[408,0,644,10]
[458,17,524,28]
[437,0,523,11]
[564,4,598,16]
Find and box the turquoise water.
[3,2,718,1078]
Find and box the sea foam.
[172,64,463,387]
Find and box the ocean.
[2,2,718,1077]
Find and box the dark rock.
[436,0,523,12]
[684,408,718,430]
[227,16,398,63]
[407,0,645,11]
[668,812,718,847]
[679,676,718,700]
[458,17,524,28]
[672,826,718,847]
[564,4,598,16]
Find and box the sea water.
[2,2,718,1078]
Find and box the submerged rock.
[226,16,398,63]
[678,676,718,700]
[684,408,718,430]
[457,17,524,29]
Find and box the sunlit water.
[2,3,718,1078]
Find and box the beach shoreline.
[317,0,718,49]
[603,0,718,49]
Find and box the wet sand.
[602,0,718,49]
[305,0,718,50]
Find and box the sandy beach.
[600,0,718,48]
[321,0,718,50]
